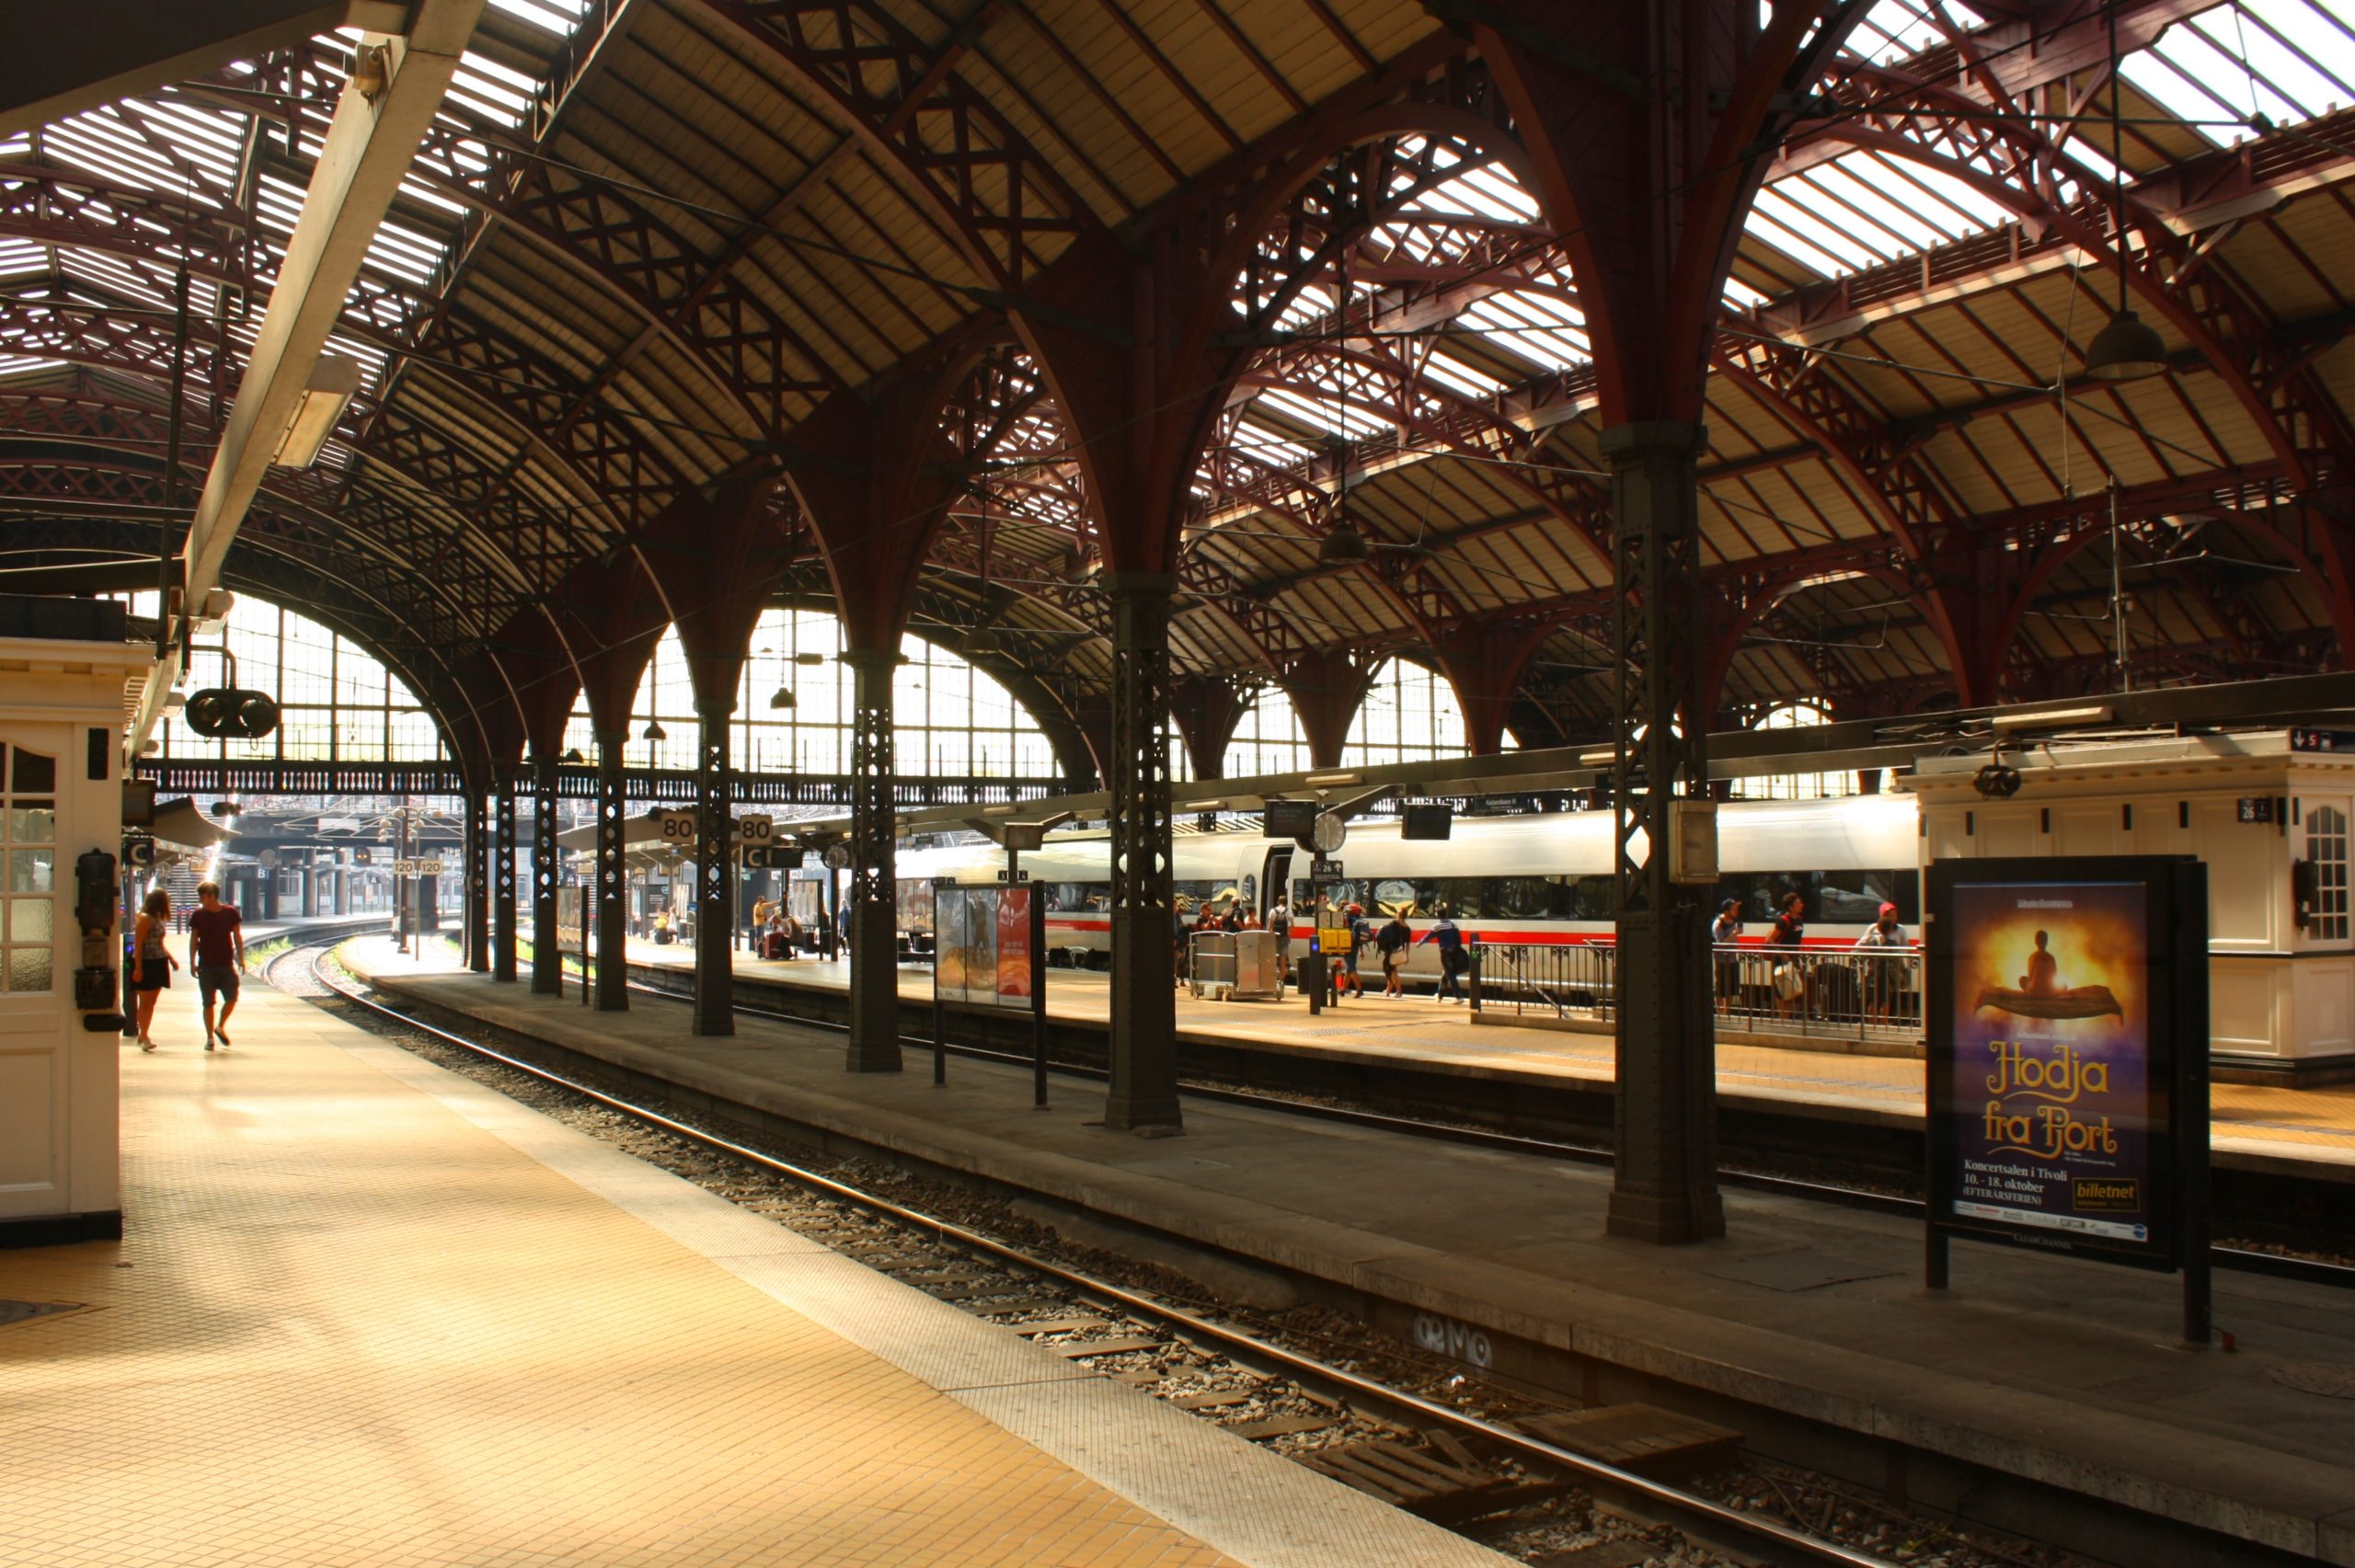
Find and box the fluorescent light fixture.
[1992,704,2114,732]
[983,804,1017,816]
[1304,771,1361,786]
[1577,747,1616,766]
[272,355,362,467]
[1187,798,1228,812]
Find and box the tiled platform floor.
[608,937,2355,1168]
[0,977,1510,1568]
[359,944,2355,1565]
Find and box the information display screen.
[1263,799,1316,839]
[1926,857,2199,1270]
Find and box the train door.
[1262,848,1292,920]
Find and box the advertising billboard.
[932,884,1040,1010]
[1925,857,2210,1326]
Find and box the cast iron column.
[1603,421,1723,1243]
[843,650,902,1070]
[1103,573,1181,1133]
[492,772,518,982]
[465,788,489,973]
[694,703,734,1036]
[594,731,629,1012]
[531,756,560,993]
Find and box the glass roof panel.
[2122,0,2355,147]
[1844,0,1984,62]
[1453,287,1588,372]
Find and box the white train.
[893,795,1921,983]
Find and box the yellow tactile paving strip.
[617,940,2355,1161]
[0,988,1243,1568]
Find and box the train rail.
[612,963,2355,1293]
[288,935,1914,1568]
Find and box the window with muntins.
[2308,804,2349,942]
[2,743,56,992]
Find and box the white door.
[0,730,68,1219]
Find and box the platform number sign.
[1924,855,2211,1345]
[122,834,155,868]
[739,813,774,845]
[658,809,696,843]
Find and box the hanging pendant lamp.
[2084,11,2167,383]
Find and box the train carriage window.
[2307,806,2349,942]
[1432,877,1488,919]
[1717,870,1916,927]
[1489,876,1570,920]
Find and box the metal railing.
[1469,942,1619,1023]
[1720,945,1923,1039]
[1470,940,1923,1041]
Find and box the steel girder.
[703,0,1097,292]
[0,380,526,649]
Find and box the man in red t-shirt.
[187,881,246,1051]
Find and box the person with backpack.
[1377,908,1412,997]
[1418,906,1471,1004]
[1340,903,1371,997]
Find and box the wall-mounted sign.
[2290,729,2355,752]
[1924,855,2211,1342]
[2236,796,2275,824]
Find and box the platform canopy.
[3,0,2354,765]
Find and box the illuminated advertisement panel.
[995,887,1034,1003]
[1927,856,2206,1278]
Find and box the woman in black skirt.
[132,887,179,1050]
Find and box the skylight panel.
[1418,349,1505,399]
[1255,384,1388,441]
[1233,416,1314,468]
[1746,189,1876,275]
[0,355,61,379]
[1808,160,1959,251]
[60,250,170,306]
[0,240,46,278]
[488,0,592,34]
[1870,153,2008,232]
[1722,273,1770,310]
[2125,20,2279,140]
[1777,171,1912,262]
[2213,0,2355,120]
[1845,0,1965,61]
[0,133,29,157]
[1453,289,1589,370]
[2110,0,2355,147]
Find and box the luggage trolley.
[1189,929,1283,1001]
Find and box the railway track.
[614,964,2355,1292]
[277,934,2002,1568]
